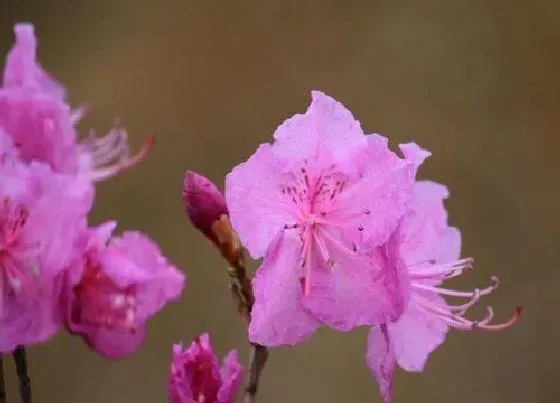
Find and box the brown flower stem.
[211,215,269,403]
[13,346,32,403]
[0,355,6,403]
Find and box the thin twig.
[13,346,32,403]
[0,355,6,403]
[211,215,269,403]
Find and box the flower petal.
[397,181,457,267]
[302,232,406,331]
[390,293,449,372]
[82,325,146,360]
[272,91,367,171]
[218,350,243,403]
[249,230,321,346]
[3,24,66,99]
[438,226,462,263]
[366,324,396,403]
[328,135,419,246]
[226,144,295,259]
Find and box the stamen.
[408,258,474,280]
[85,135,154,182]
[412,275,498,298]
[70,103,91,125]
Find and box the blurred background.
[0,1,558,402]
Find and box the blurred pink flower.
[0,161,92,352]
[60,222,185,359]
[168,333,243,403]
[0,23,152,181]
[366,181,522,403]
[226,91,427,346]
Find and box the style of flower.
[0,161,93,352]
[366,181,522,402]
[226,91,429,346]
[0,23,152,182]
[59,222,185,359]
[168,333,243,403]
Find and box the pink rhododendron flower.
[168,333,243,403]
[0,23,152,181]
[0,161,93,352]
[366,181,522,402]
[226,91,428,345]
[59,222,185,359]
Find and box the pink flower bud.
[183,170,228,244]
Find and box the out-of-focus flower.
[226,91,428,346]
[366,181,522,403]
[0,161,92,352]
[59,222,185,359]
[0,23,152,181]
[168,333,242,403]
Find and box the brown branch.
[211,215,269,403]
[0,355,6,403]
[13,346,32,403]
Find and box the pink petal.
[438,226,462,263]
[399,142,431,169]
[329,135,418,246]
[0,92,79,174]
[3,24,66,98]
[217,350,243,403]
[225,144,295,259]
[302,232,406,331]
[272,91,367,171]
[396,181,455,268]
[249,231,321,346]
[390,293,449,372]
[0,280,60,353]
[366,324,396,403]
[82,325,146,360]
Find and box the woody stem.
[13,346,32,403]
[212,215,269,403]
[0,355,6,403]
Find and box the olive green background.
[0,1,558,402]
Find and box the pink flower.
[168,333,243,403]
[59,222,185,359]
[366,181,522,403]
[0,23,152,181]
[0,161,93,352]
[226,91,427,345]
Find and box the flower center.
[73,263,137,332]
[0,198,34,317]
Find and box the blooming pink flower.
[0,23,152,181]
[59,222,185,359]
[366,181,522,403]
[168,333,243,403]
[0,160,93,352]
[226,91,428,345]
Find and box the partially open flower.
[60,222,185,359]
[168,333,243,403]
